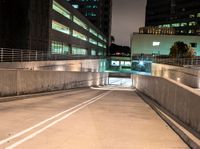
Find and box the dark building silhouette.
[66,0,112,41]
[0,0,50,51]
[145,0,200,35]
[0,0,107,58]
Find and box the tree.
[169,41,195,58]
[111,36,115,43]
[108,43,131,56]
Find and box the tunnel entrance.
[108,73,133,87]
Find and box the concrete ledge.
[152,63,200,88]
[137,91,200,149]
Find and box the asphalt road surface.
[0,87,189,149]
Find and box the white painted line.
[0,91,109,146]
[5,91,111,149]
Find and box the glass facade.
[91,49,96,56]
[51,41,70,54]
[53,1,71,19]
[73,30,87,41]
[89,38,97,45]
[73,16,88,30]
[52,20,70,35]
[72,47,87,55]
[89,28,98,36]
[51,0,107,58]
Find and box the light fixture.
[139,61,144,66]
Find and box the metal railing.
[153,57,200,67]
[0,48,105,62]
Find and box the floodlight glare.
[139,61,144,66]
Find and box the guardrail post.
[1,48,3,62]
[21,50,23,62]
[42,51,44,61]
[35,51,37,61]
[12,49,14,62]
[29,50,30,61]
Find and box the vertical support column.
[69,44,72,55]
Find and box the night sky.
[112,0,147,46]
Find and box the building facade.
[131,33,200,56]
[0,0,107,58]
[139,27,175,35]
[145,0,200,35]
[66,0,112,41]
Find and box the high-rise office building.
[66,0,112,41]
[0,0,107,58]
[145,0,200,35]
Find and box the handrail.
[0,48,105,62]
[153,57,200,66]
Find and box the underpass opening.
[108,73,133,87]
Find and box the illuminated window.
[98,34,104,40]
[162,24,170,28]
[52,20,70,35]
[153,42,160,46]
[73,16,88,30]
[189,22,197,26]
[188,30,195,34]
[53,1,71,19]
[181,22,187,27]
[89,38,97,45]
[72,47,87,55]
[51,41,70,54]
[85,12,97,17]
[189,14,195,18]
[124,61,131,67]
[89,28,98,36]
[86,5,98,9]
[171,23,180,27]
[91,49,96,56]
[197,13,200,17]
[72,4,79,9]
[73,30,87,41]
[111,61,120,66]
[98,42,104,48]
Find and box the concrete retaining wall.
[152,63,200,88]
[0,59,106,72]
[132,74,200,135]
[0,69,108,97]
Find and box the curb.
[136,91,200,149]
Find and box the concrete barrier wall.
[0,59,106,72]
[0,69,108,97]
[152,63,200,88]
[132,74,200,134]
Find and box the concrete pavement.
[0,87,189,149]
